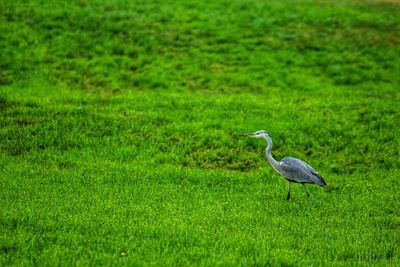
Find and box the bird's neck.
[264,135,280,170]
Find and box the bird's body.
[241,130,326,200]
[271,156,326,186]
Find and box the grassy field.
[1,0,400,265]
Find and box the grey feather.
[280,157,326,186]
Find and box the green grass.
[1,0,400,266]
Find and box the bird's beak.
[240,133,256,137]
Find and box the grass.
[1,0,400,266]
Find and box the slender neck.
[263,135,280,171]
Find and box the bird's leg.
[302,184,310,199]
[286,181,291,200]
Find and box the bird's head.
[240,130,270,138]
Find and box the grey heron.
[241,130,326,200]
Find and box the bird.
[240,130,326,200]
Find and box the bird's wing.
[280,157,326,186]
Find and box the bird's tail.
[318,177,327,186]
[311,170,327,186]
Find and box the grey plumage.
[241,130,326,200]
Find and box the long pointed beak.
[240,133,256,136]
